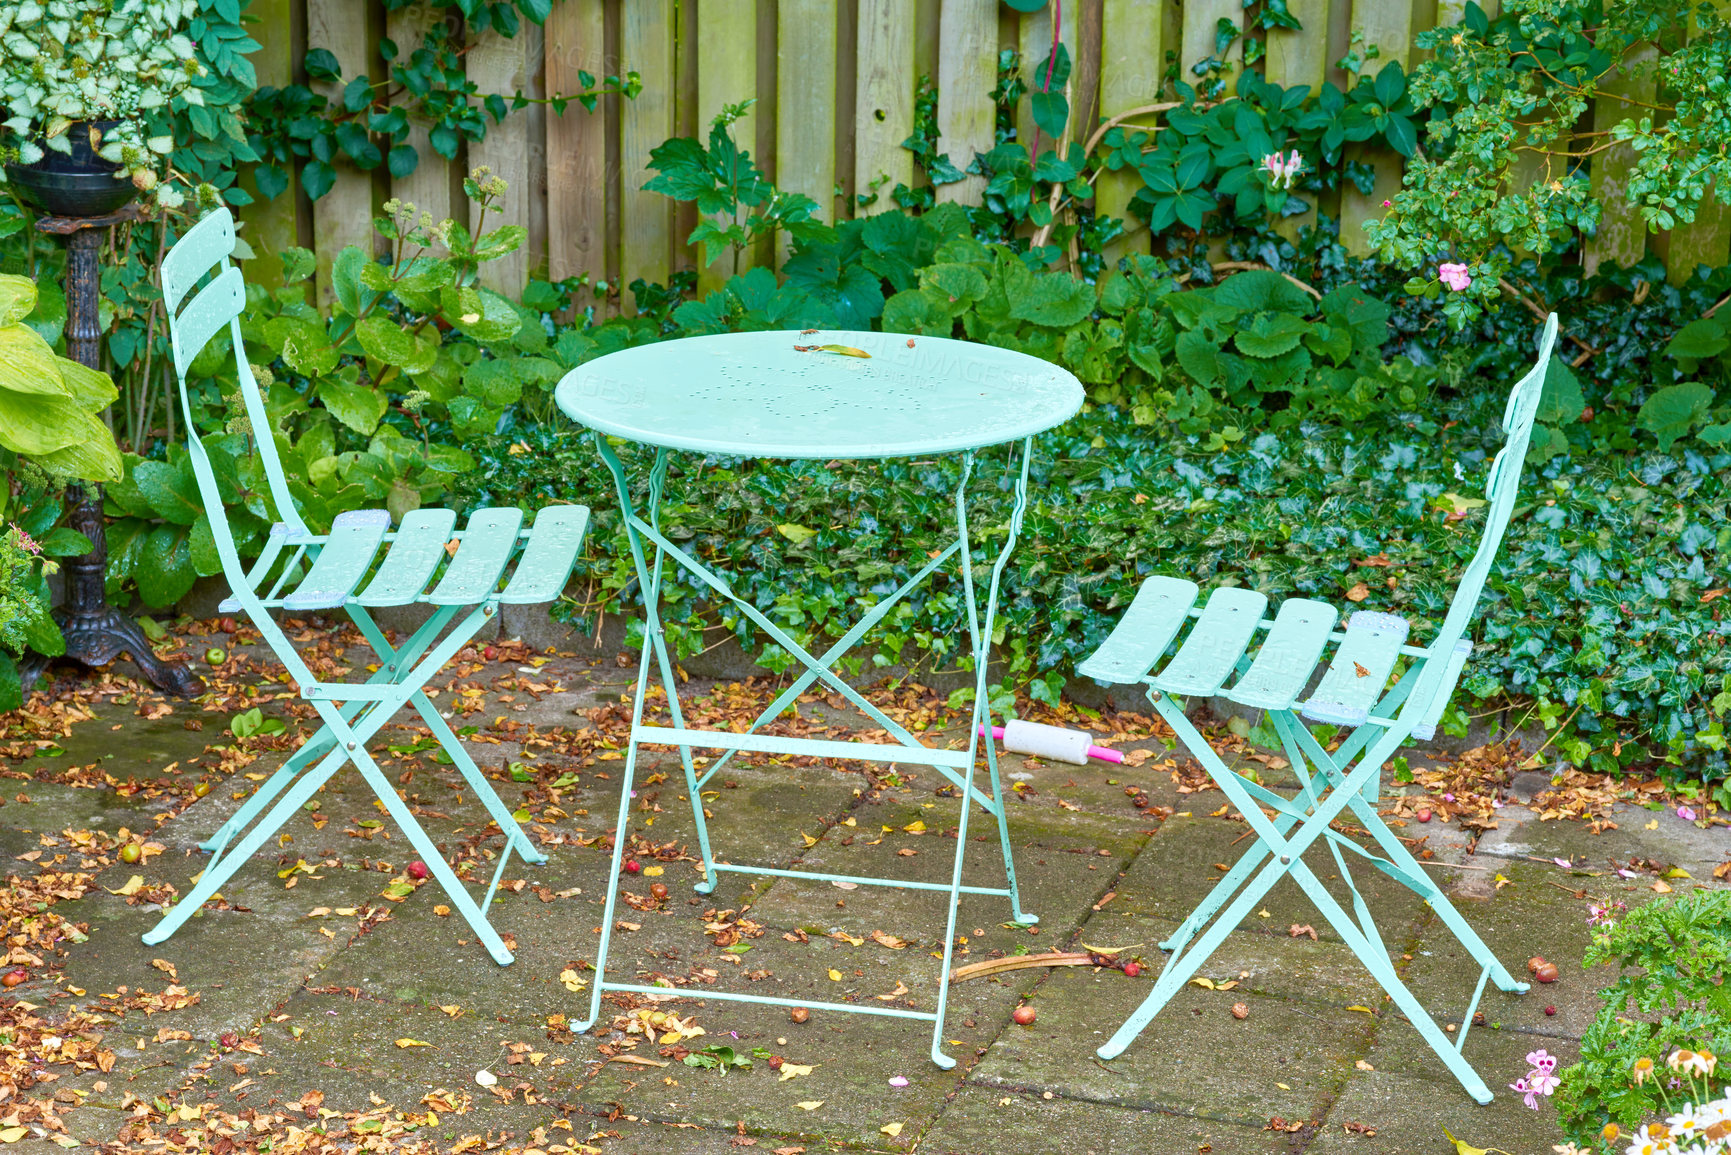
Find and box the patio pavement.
[3,625,1725,1154]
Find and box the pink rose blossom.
[1439,263,1472,292]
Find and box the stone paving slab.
[5,653,1727,1154]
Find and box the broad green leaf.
[131,459,205,526]
[31,421,124,482]
[0,325,72,397]
[317,377,389,435]
[1664,318,1728,363]
[1216,270,1312,316]
[0,389,105,456]
[355,315,439,374]
[0,274,37,325]
[1536,356,1585,426]
[135,525,197,608]
[1234,313,1310,358]
[1636,382,1714,450]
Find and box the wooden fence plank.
[1657,3,1731,282]
[1180,0,1241,87]
[1264,0,1330,91]
[935,0,996,202]
[695,0,758,287]
[237,0,301,289]
[1264,0,1332,242]
[306,0,370,308]
[1582,45,1655,275]
[467,25,537,295]
[387,4,457,229]
[855,0,916,214]
[776,0,839,258]
[620,1,676,293]
[1096,0,1163,263]
[1338,0,1414,254]
[1017,0,1078,155]
[545,0,608,307]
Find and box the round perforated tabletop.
[555,329,1083,459]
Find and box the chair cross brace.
[1097,680,1527,1105]
[146,599,546,965]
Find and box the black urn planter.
[4,119,139,217]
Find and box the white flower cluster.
[1623,1051,1729,1155]
[0,0,202,204]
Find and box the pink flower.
[888,1075,909,1087]
[7,524,41,555]
[1678,805,1697,821]
[1260,150,1305,189]
[1439,263,1472,292]
[1528,1070,1560,1097]
[1510,1075,1541,1109]
[1527,1049,1558,1075]
[1382,200,1392,208]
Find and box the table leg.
[928,439,1037,1068]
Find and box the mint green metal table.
[555,329,1082,1066]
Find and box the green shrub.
[1555,890,1731,1145]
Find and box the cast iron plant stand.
[26,206,201,697]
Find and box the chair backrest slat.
[162,209,307,540]
[170,266,244,379]
[1396,314,1558,734]
[161,209,236,314]
[1425,313,1558,658]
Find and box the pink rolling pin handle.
[977,724,1124,765]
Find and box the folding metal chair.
[1081,316,1558,1103]
[143,209,588,964]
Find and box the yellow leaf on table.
[778,1063,815,1081]
[396,1038,434,1048]
[880,1123,904,1137]
[1189,977,1216,989]
[434,905,452,917]
[107,874,144,896]
[1276,1082,1290,1090]
[1345,1005,1374,1013]
[559,968,587,993]
[642,865,664,876]
[0,1129,28,1143]
[828,969,843,981]
[795,1101,824,1111]
[1665,867,1692,879]
[1653,880,1673,893]
[902,820,925,834]
[439,1005,463,1018]
[801,831,820,848]
[1646,820,1659,830]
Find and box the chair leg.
[411,691,548,866]
[316,701,516,965]
[146,742,353,945]
[1275,713,1528,995]
[202,607,457,854]
[1287,855,1495,1105]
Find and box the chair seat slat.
[1301,611,1411,728]
[1154,586,1269,697]
[354,509,459,607]
[281,510,393,611]
[1076,576,1199,684]
[499,506,590,604]
[1226,598,1339,710]
[427,509,524,605]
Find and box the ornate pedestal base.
[23,208,201,697]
